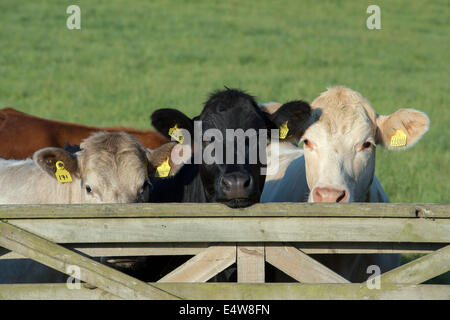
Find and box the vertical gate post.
[237,243,265,283]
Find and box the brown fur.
[0,107,168,160]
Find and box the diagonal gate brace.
[0,220,181,300]
[380,244,450,285]
[158,244,236,282]
[266,243,350,283]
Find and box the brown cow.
[0,107,169,159]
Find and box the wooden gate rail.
[1,283,448,300]
[0,203,449,300]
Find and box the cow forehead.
[201,105,267,131]
[307,87,377,140]
[78,132,148,190]
[82,153,147,196]
[309,105,374,138]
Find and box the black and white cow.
[149,88,311,208]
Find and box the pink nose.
[312,187,348,203]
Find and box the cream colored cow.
[261,86,430,281]
[263,86,429,203]
[0,132,177,284]
[0,131,175,204]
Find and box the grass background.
[0,0,448,284]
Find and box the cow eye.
[361,141,373,150]
[303,139,313,150]
[85,185,92,193]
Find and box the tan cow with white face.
[261,86,429,281]
[0,131,179,284]
[262,86,429,203]
[303,86,429,202]
[0,131,174,204]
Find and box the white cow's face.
[33,132,179,204]
[79,153,150,204]
[303,106,376,202]
[34,132,152,203]
[77,132,152,203]
[301,86,429,203]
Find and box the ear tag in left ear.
[168,124,184,144]
[55,161,72,184]
[155,157,171,178]
[279,121,289,139]
[390,129,407,147]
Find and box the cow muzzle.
[217,172,258,207]
[312,186,349,203]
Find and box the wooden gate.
[0,203,449,299]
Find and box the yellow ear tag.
[168,124,184,144]
[155,157,171,178]
[55,161,72,184]
[390,129,407,147]
[279,121,289,139]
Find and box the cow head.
[301,86,429,202]
[33,131,176,203]
[151,88,311,208]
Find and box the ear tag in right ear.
[390,129,407,147]
[168,124,184,144]
[155,157,171,178]
[279,121,289,139]
[55,161,72,184]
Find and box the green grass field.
[0,0,448,203]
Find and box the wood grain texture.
[1,242,443,260]
[1,283,449,300]
[6,217,449,243]
[237,244,265,283]
[1,203,448,219]
[0,221,181,300]
[157,244,236,282]
[380,245,450,285]
[266,244,349,283]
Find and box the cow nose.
[220,172,254,199]
[312,187,348,203]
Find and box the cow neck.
[365,175,374,202]
[148,161,206,203]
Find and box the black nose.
[219,172,255,199]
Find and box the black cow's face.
[151,88,311,208]
[197,90,269,207]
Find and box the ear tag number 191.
[55,161,72,183]
[390,129,407,147]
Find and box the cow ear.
[33,147,80,179]
[264,100,312,141]
[151,108,194,142]
[375,108,430,150]
[145,143,188,177]
[259,102,282,115]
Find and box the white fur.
[261,141,397,282]
[258,86,430,281]
[0,158,84,204]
